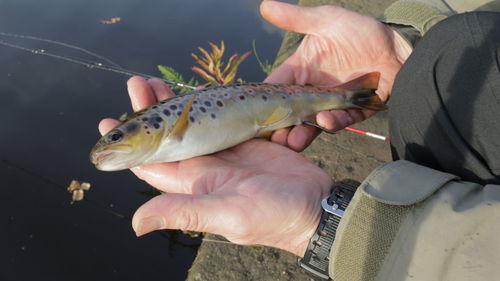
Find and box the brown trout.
[90,72,386,171]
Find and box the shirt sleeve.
[380,0,499,47]
[328,160,500,281]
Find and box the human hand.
[98,77,333,257]
[260,0,412,151]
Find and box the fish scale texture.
[186,0,395,280]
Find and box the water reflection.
[0,0,285,280]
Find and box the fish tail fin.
[347,89,387,111]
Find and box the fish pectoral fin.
[168,96,196,141]
[257,106,291,128]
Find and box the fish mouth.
[90,144,132,165]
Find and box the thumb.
[260,0,334,35]
[132,193,240,237]
[98,118,120,135]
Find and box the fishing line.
[0,31,122,68]
[0,32,390,141]
[0,32,196,89]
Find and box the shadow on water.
[0,0,285,280]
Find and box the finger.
[148,78,176,101]
[263,61,296,84]
[132,193,240,237]
[270,127,290,146]
[129,163,184,193]
[98,118,120,135]
[345,108,370,123]
[286,124,320,152]
[260,1,337,35]
[127,76,157,111]
[316,110,354,131]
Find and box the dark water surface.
[0,0,285,280]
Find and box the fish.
[90,72,386,171]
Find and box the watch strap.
[299,182,357,280]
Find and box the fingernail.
[134,216,165,237]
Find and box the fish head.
[90,119,164,171]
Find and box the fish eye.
[108,130,123,142]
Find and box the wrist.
[293,212,322,258]
[390,27,413,64]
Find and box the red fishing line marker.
[344,127,390,142]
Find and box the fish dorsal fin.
[337,72,380,91]
[168,96,195,141]
[258,106,291,127]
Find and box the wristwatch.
[298,181,357,280]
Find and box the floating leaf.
[67,180,91,203]
[101,17,121,24]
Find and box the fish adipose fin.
[348,89,387,111]
[168,96,196,141]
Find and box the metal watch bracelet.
[298,181,357,280]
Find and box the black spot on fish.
[152,105,158,109]
[160,101,167,104]
[146,131,150,134]
[177,111,182,116]
[216,100,224,107]
[282,95,287,99]
[193,100,198,104]
[211,113,216,119]
[125,122,139,132]
[163,109,171,116]
[189,107,193,112]
[223,93,229,97]
[189,116,195,122]
[155,117,163,122]
[142,117,148,121]
[239,95,245,100]
[144,126,148,129]
[153,123,160,129]
[200,107,206,113]
[204,101,212,107]
[262,95,268,101]
[170,105,177,110]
